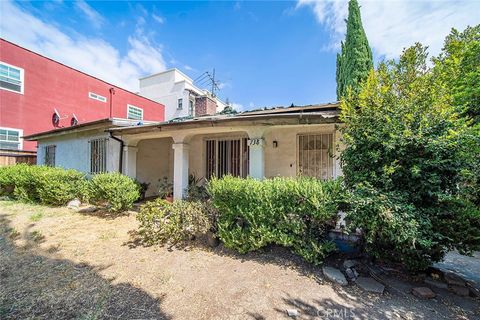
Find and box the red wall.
[0,39,165,151]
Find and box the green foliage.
[433,25,480,205]
[218,103,238,115]
[207,176,344,265]
[336,0,373,99]
[0,164,85,205]
[88,173,140,213]
[136,199,216,246]
[157,177,173,199]
[340,37,480,270]
[186,174,209,201]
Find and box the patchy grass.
[0,200,478,320]
[29,211,44,222]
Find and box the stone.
[450,285,470,297]
[77,206,97,213]
[67,199,81,209]
[345,268,356,280]
[444,272,466,287]
[412,287,436,299]
[286,309,298,317]
[424,278,448,290]
[322,266,348,286]
[343,259,358,269]
[355,277,385,294]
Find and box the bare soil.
[0,201,478,319]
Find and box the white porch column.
[247,128,266,179]
[172,142,190,200]
[123,145,138,178]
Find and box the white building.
[26,103,343,200]
[139,69,226,121]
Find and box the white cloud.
[152,14,165,24]
[297,0,480,59]
[0,0,166,91]
[75,0,104,29]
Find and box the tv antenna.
[193,68,221,97]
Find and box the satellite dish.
[52,112,60,127]
[71,114,78,126]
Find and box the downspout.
[109,132,124,174]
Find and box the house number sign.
[248,138,262,146]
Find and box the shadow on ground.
[0,214,170,319]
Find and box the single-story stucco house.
[24,103,344,199]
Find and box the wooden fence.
[0,149,37,166]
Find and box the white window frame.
[88,91,107,103]
[177,98,183,110]
[127,104,144,120]
[189,99,194,116]
[0,61,24,94]
[0,127,23,150]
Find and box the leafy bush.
[340,38,480,270]
[207,176,344,265]
[0,164,85,205]
[35,168,85,205]
[137,199,216,246]
[88,172,140,212]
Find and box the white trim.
[88,91,107,103]
[0,126,23,150]
[127,104,144,120]
[0,61,24,94]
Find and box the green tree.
[434,25,480,205]
[336,0,373,100]
[340,42,480,270]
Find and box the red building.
[0,39,165,152]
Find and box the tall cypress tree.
[336,0,373,100]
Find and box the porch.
[112,110,343,199]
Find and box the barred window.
[297,134,334,180]
[44,145,56,166]
[205,138,249,179]
[90,138,107,173]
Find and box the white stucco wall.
[264,124,343,178]
[139,69,201,120]
[160,124,343,182]
[36,130,121,174]
[136,138,174,197]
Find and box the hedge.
[0,165,139,212]
[207,176,346,264]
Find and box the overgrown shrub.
[137,199,216,246]
[88,172,140,212]
[207,176,344,265]
[0,164,85,205]
[340,37,480,270]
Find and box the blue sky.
[1,1,479,111]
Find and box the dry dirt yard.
[1,201,479,320]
